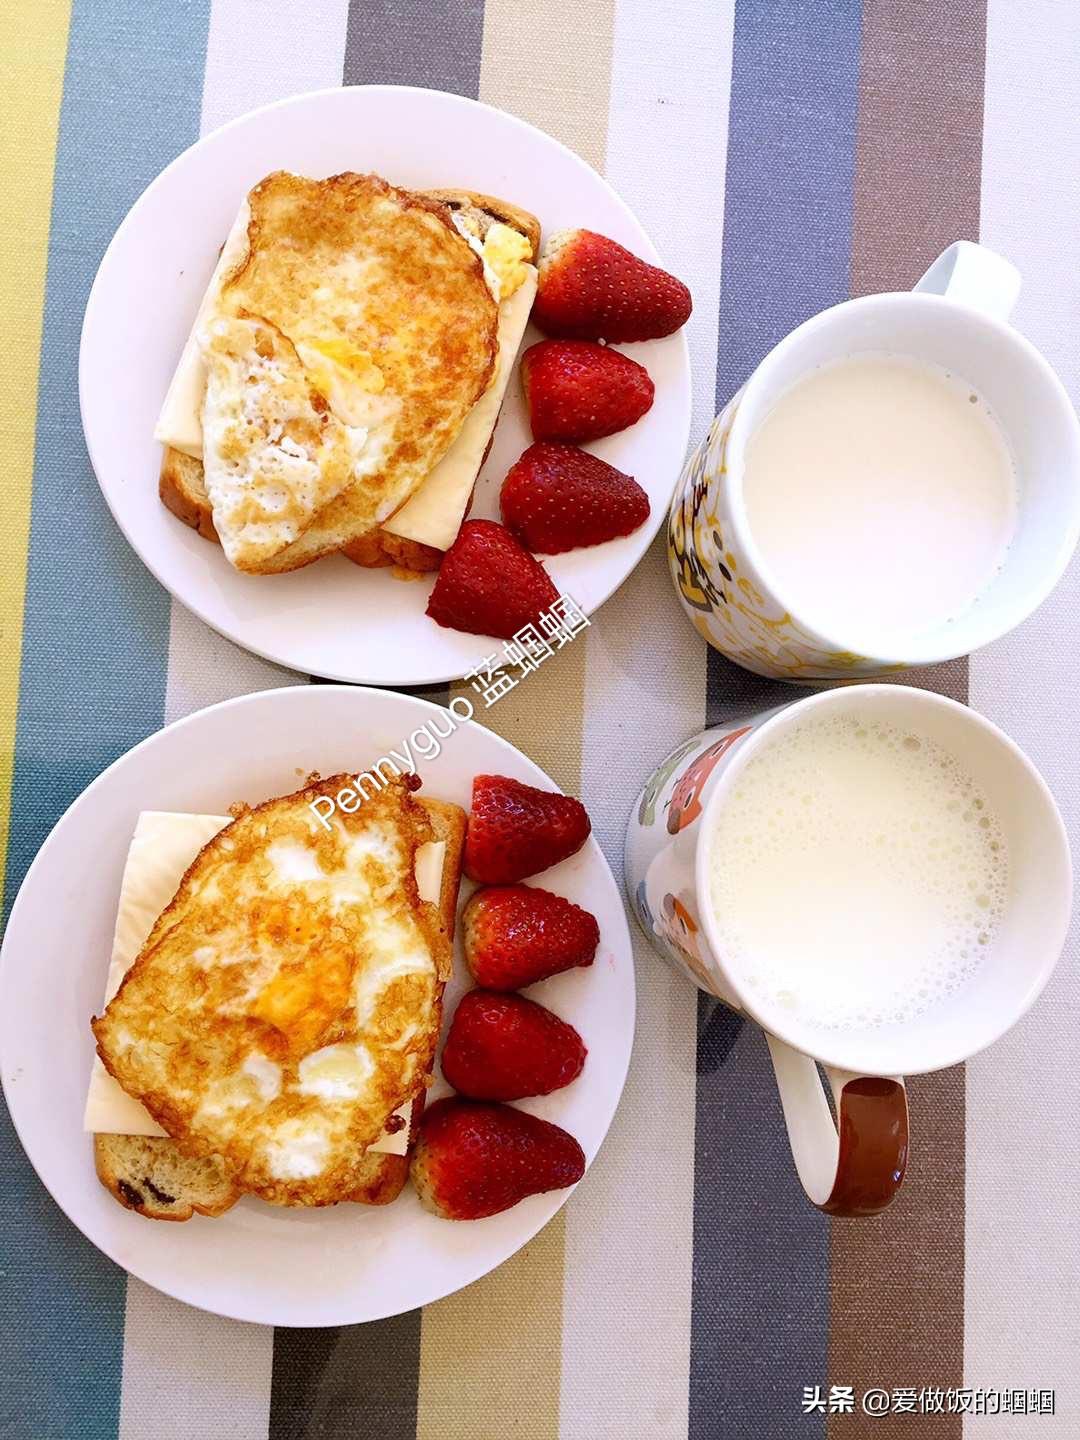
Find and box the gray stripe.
[344,0,484,94]
[270,1315,422,1440]
[695,2,863,1425]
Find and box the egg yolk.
[483,223,532,299]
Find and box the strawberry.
[501,442,650,553]
[442,990,587,1100]
[426,520,558,639]
[411,1097,585,1219]
[462,884,599,989]
[521,339,654,443]
[465,775,591,884]
[533,228,692,342]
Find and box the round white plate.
[0,686,634,1326]
[80,85,691,685]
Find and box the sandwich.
[87,775,465,1219]
[157,174,541,574]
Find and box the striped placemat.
[1,2,1078,1437]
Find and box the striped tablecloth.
[2,2,1078,1437]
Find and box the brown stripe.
[828,3,986,1436]
[848,0,987,297]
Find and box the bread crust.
[421,188,542,261]
[160,447,218,541]
[340,529,443,573]
[94,1134,239,1221]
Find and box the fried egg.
[92,775,450,1207]
[200,315,385,572]
[197,172,498,573]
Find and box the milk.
[742,355,1017,648]
[706,712,1009,1031]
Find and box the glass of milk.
[668,242,1080,680]
[625,684,1070,1215]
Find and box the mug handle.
[914,239,1021,322]
[765,1033,909,1217]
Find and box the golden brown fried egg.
[200,315,377,571]
[93,776,450,1207]
[198,172,499,573]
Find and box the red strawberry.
[533,228,692,342]
[462,884,599,989]
[426,520,558,639]
[521,340,653,443]
[411,1097,585,1219]
[501,441,650,554]
[442,990,587,1100]
[465,775,591,883]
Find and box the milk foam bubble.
[707,713,1008,1031]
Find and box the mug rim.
[693,684,1073,1075]
[724,291,1080,667]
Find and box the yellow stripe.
[417,9,616,1435]
[0,0,71,906]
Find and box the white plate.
[0,686,634,1326]
[79,85,691,685]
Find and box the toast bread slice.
[94,793,465,1220]
[94,1134,238,1222]
[159,188,539,574]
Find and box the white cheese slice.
[381,266,538,550]
[414,838,445,905]
[84,811,445,1157]
[83,811,228,1137]
[154,203,251,459]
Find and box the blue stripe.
[0,2,210,1436]
[694,3,863,1436]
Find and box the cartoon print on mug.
[665,728,752,833]
[640,842,713,992]
[636,735,700,827]
[639,838,737,1002]
[656,891,716,990]
[624,718,781,1004]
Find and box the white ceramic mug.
[668,242,1080,680]
[625,684,1071,1214]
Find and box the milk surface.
[742,355,1017,648]
[707,713,1008,1031]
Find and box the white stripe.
[603,0,734,448]
[199,0,350,135]
[119,2,348,1428]
[118,1279,273,1440]
[967,2,1080,1432]
[561,5,735,1437]
[164,602,295,724]
[162,0,353,718]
